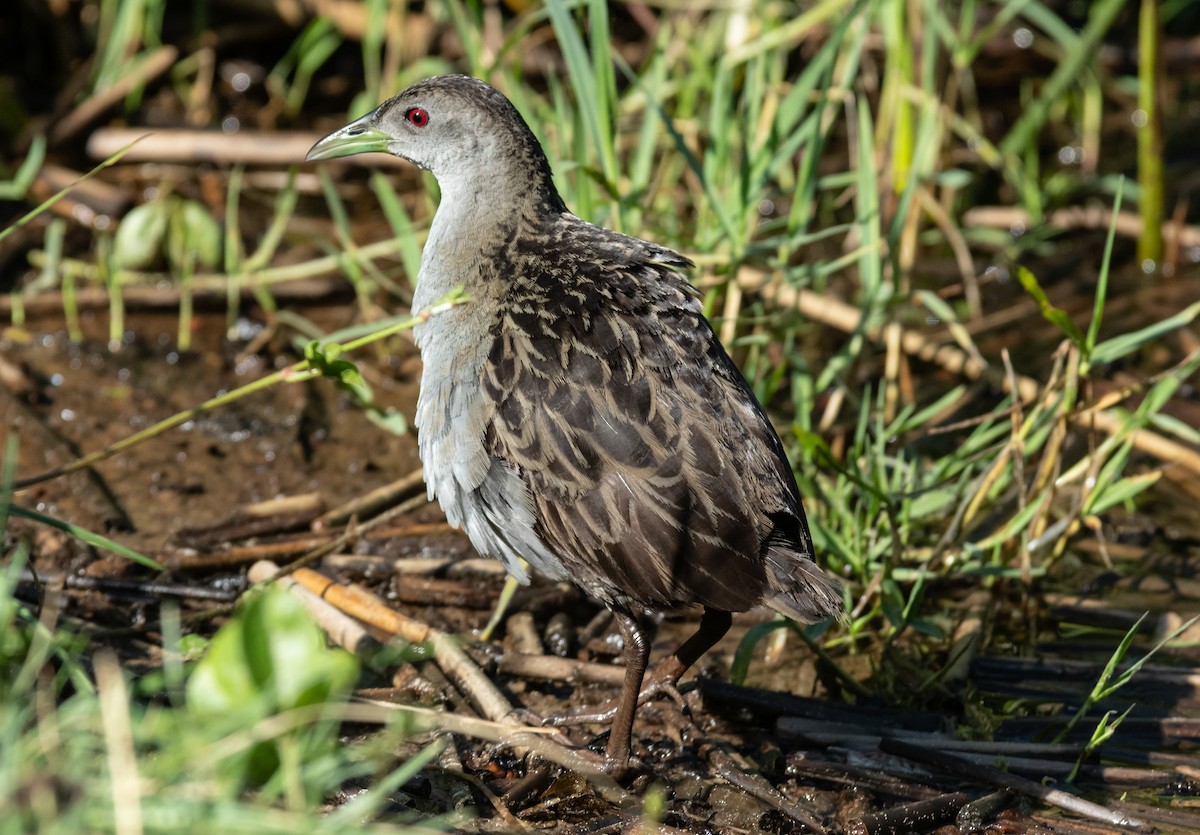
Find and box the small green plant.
[1058,613,1199,782]
[186,584,360,801]
[0,538,448,833]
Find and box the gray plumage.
[308,75,841,774]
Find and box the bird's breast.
[412,308,494,512]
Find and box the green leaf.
[0,135,46,200]
[1088,471,1161,516]
[366,407,408,436]
[187,585,359,792]
[1016,267,1084,346]
[175,198,222,269]
[730,620,790,685]
[908,487,957,519]
[1,504,161,569]
[189,585,358,716]
[113,200,170,269]
[1090,299,1200,365]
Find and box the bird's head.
[307,75,561,209]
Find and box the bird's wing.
[480,238,803,613]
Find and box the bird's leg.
[640,607,732,696]
[604,608,651,777]
[547,608,732,725]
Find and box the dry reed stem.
[737,268,1200,479]
[86,128,409,167]
[95,652,143,835]
[964,205,1200,249]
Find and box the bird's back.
[420,211,840,621]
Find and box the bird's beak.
[306,112,392,161]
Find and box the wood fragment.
[505,612,544,656]
[241,492,324,518]
[365,521,459,539]
[392,575,499,610]
[497,652,625,687]
[998,715,1200,743]
[286,566,518,724]
[171,509,321,549]
[383,557,504,577]
[31,163,130,223]
[313,467,427,530]
[248,560,388,661]
[498,763,555,812]
[163,533,334,570]
[845,790,968,835]
[955,789,1015,830]
[777,716,1083,758]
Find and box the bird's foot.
[543,669,687,727]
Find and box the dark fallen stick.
[845,791,969,835]
[1103,745,1200,768]
[699,677,943,732]
[499,763,556,812]
[18,569,239,602]
[1113,798,1200,831]
[163,533,334,570]
[392,575,499,610]
[787,713,1162,785]
[879,737,1154,833]
[1028,813,1131,835]
[833,747,948,786]
[784,754,942,801]
[955,790,1016,830]
[973,655,1200,688]
[939,752,1178,787]
[997,715,1200,742]
[170,509,321,549]
[778,716,1083,757]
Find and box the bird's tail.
[763,545,844,624]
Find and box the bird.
[307,74,841,777]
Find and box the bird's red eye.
[405,107,429,128]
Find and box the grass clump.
[0,549,447,834]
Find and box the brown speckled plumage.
[308,75,841,775]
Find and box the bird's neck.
[416,172,559,298]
